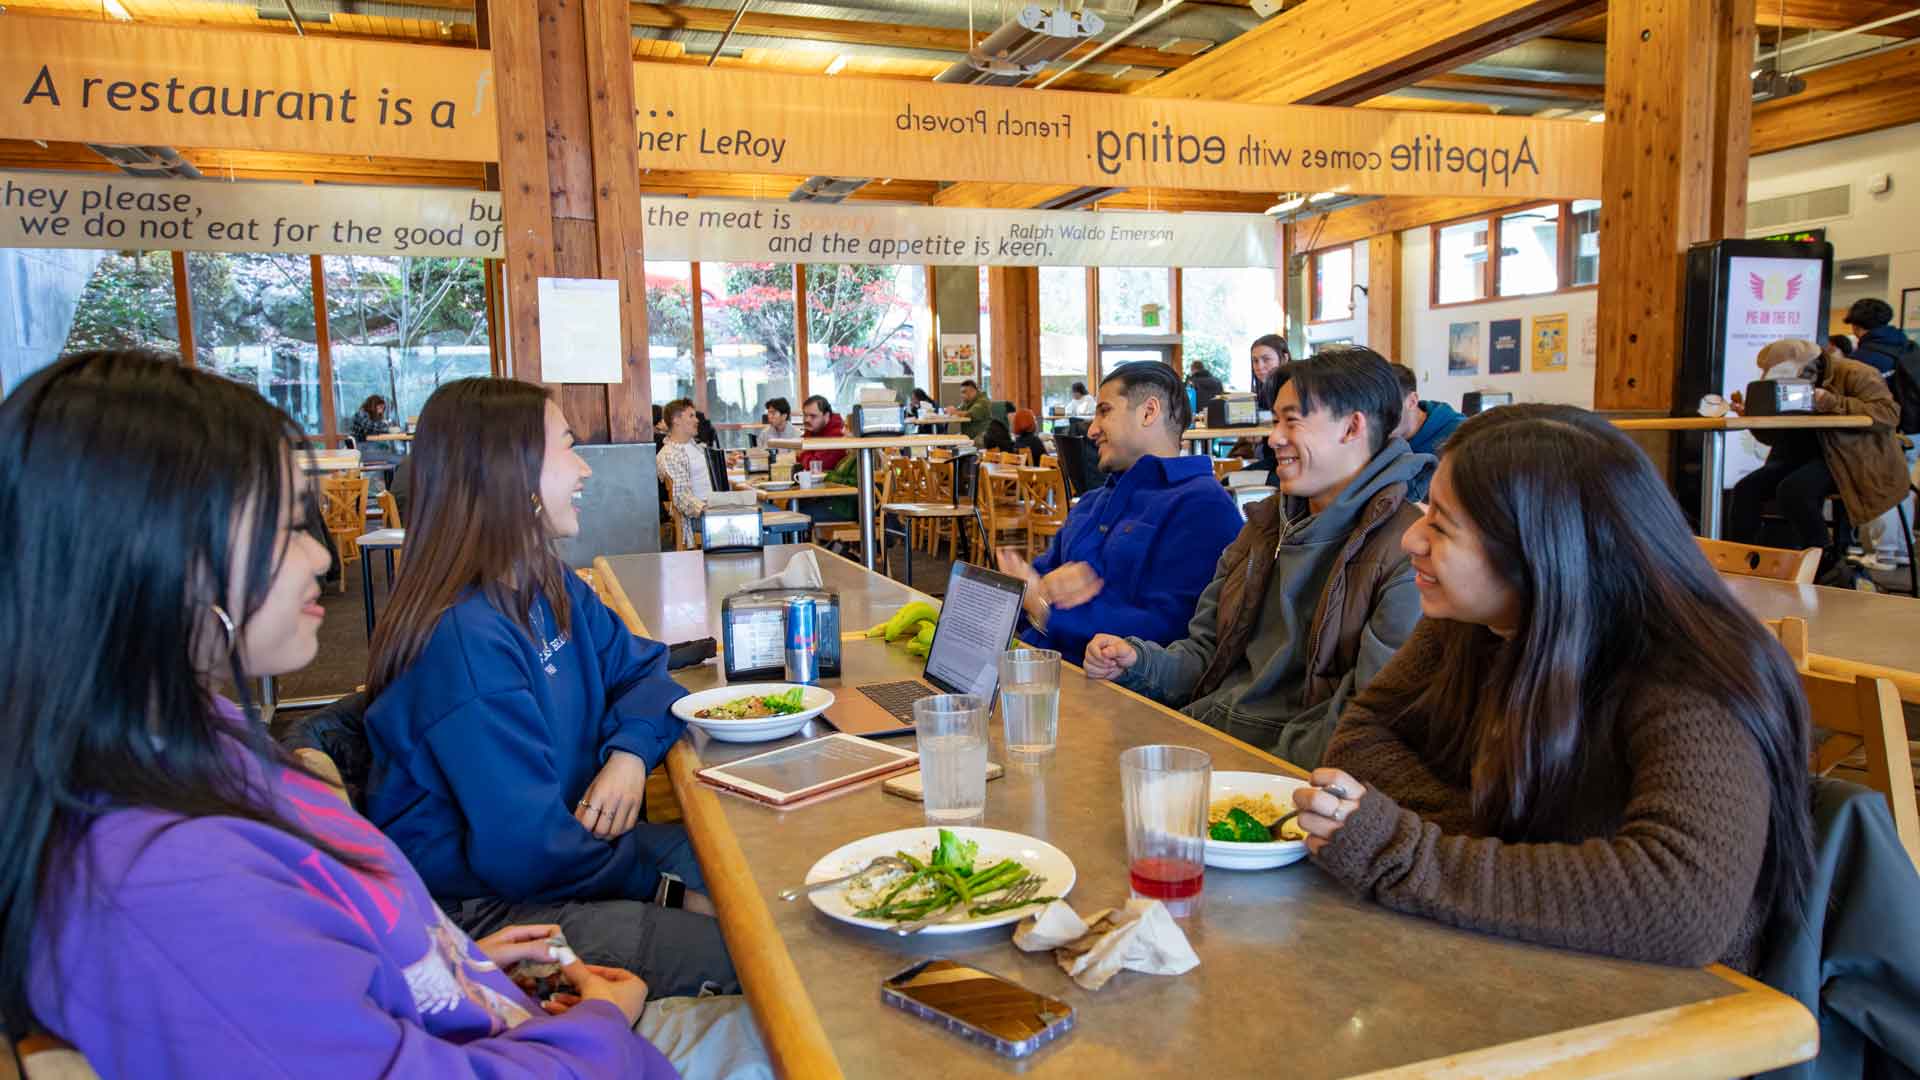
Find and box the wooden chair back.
[661,473,689,549]
[1697,536,1819,584]
[1212,458,1245,482]
[378,489,402,531]
[319,475,369,577]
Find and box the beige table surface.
[1182,426,1270,441]
[1610,415,1873,431]
[596,550,1816,1080]
[599,545,932,646]
[766,434,974,451]
[753,484,860,504]
[1723,572,1920,700]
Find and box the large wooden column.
[988,266,1041,406]
[1367,232,1403,362]
[1593,0,1752,411]
[484,0,649,443]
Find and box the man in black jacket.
[1187,360,1225,412]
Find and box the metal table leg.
[1700,429,1726,539]
[361,550,378,641]
[857,447,878,570]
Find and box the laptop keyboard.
[858,681,938,722]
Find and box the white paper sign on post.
[537,277,622,384]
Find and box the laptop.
[825,562,1027,737]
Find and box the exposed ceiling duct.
[1456,38,1605,84]
[87,144,204,180]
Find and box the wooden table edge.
[590,556,846,1080]
[765,435,974,450]
[1807,652,1920,704]
[1609,415,1874,431]
[1351,965,1815,1079]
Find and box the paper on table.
[1013,898,1199,991]
[537,277,623,384]
[738,548,826,593]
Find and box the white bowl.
[1203,770,1310,871]
[672,683,834,743]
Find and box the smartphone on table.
[881,957,1074,1059]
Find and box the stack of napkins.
[737,549,825,593]
[1012,898,1199,991]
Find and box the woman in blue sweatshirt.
[3,351,667,1077]
[363,377,736,999]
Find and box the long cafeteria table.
[595,546,1816,1080]
[1723,571,1920,702]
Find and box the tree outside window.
[188,252,322,433]
[62,250,178,355]
[805,264,927,411]
[324,255,491,433]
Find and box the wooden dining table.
[767,434,972,570]
[595,546,1817,1080]
[1609,415,1873,538]
[1722,571,1920,702]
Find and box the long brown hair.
[366,377,570,699]
[1356,404,1813,921]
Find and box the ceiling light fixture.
[1307,191,1340,204]
[1843,272,1871,280]
[824,55,848,76]
[1265,195,1306,215]
[102,0,133,19]
[1588,113,1605,123]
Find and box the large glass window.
[701,262,795,425]
[1182,267,1282,392]
[323,255,491,434]
[62,250,179,354]
[1098,267,1173,336]
[1435,220,1490,305]
[1570,199,1601,287]
[805,264,929,413]
[1311,246,1354,323]
[188,252,322,433]
[645,261,696,406]
[1497,204,1561,297]
[1038,267,1089,409]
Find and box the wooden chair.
[1024,465,1070,560]
[661,474,689,550]
[319,474,369,593]
[1697,537,1819,584]
[378,488,402,531]
[1769,617,1920,869]
[976,462,1030,564]
[881,454,986,586]
[1212,458,1245,483]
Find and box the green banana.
[883,600,940,641]
[905,638,930,657]
[913,622,936,646]
[865,620,889,638]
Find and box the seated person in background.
[1844,297,1918,378]
[910,387,938,417]
[1010,408,1048,465]
[957,378,993,442]
[1000,362,1243,668]
[1243,334,1293,482]
[761,396,797,443]
[364,377,738,1000]
[1300,405,1813,972]
[1726,338,1908,582]
[1188,360,1225,412]
[1829,333,1855,358]
[7,351,668,1076]
[981,416,1016,456]
[796,394,849,475]
[348,393,391,443]
[1388,362,1464,457]
[1064,381,1096,419]
[1084,348,1431,768]
[655,398,751,548]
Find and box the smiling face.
[537,400,592,538]
[1401,460,1523,634]
[667,403,699,442]
[1088,379,1162,474]
[208,450,333,679]
[1266,380,1375,512]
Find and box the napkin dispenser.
[1203,393,1260,427]
[1743,378,1816,416]
[720,588,841,680]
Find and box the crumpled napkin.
[738,548,825,593]
[1012,898,1199,991]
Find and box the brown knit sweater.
[1316,620,1775,972]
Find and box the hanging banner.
[0,171,503,258]
[0,171,1277,267]
[0,16,497,161]
[630,66,1604,199]
[641,197,1275,267]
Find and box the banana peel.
[883,600,940,642]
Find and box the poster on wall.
[537,277,622,384]
[1447,322,1480,375]
[1531,314,1568,372]
[1489,319,1522,374]
[938,334,979,384]
[1578,314,1598,370]
[1901,287,1920,334]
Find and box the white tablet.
[696,733,919,806]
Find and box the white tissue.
[1012,898,1199,991]
[739,549,826,593]
[1012,900,1097,951]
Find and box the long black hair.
[0,350,369,1037]
[1361,404,1813,924]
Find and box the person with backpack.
[1840,298,1920,570]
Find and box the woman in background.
[348,393,390,443]
[1296,405,1813,972]
[1,351,664,1077]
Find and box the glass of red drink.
[1119,745,1211,917]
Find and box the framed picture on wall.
[1447,322,1480,375]
[1901,288,1920,335]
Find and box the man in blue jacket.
[1389,362,1464,461]
[997,361,1243,665]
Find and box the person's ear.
[1138,393,1161,428]
[1343,411,1367,446]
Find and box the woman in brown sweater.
[1293,405,1814,972]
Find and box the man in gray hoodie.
[1085,348,1432,768]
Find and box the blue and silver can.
[784,596,818,684]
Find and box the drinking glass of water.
[997,649,1061,762]
[1120,745,1211,918]
[913,694,989,826]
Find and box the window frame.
[1309,243,1356,325]
[1427,199,1599,311]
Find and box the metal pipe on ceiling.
[280,0,307,35]
[1035,0,1182,88]
[1755,7,1920,65]
[708,0,753,66]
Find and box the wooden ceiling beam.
[1751,41,1920,153]
[1756,0,1917,33]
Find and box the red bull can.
[784,596,818,684]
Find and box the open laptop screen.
[923,563,1026,699]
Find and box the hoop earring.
[531,492,544,519]
[208,604,237,653]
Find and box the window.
[187,252,323,433]
[1435,219,1490,305]
[1098,267,1173,336]
[1498,204,1560,297]
[645,261,696,406]
[324,255,491,433]
[61,250,179,355]
[701,262,796,425]
[1038,267,1089,409]
[1182,267,1282,392]
[805,264,930,413]
[1570,199,1601,287]
[1311,246,1354,323]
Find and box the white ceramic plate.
[1204,771,1310,871]
[804,826,1076,935]
[755,480,798,491]
[672,683,834,743]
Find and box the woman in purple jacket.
[0,351,672,1078]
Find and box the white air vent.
[1747,184,1851,232]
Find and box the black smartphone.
[881,958,1074,1059]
